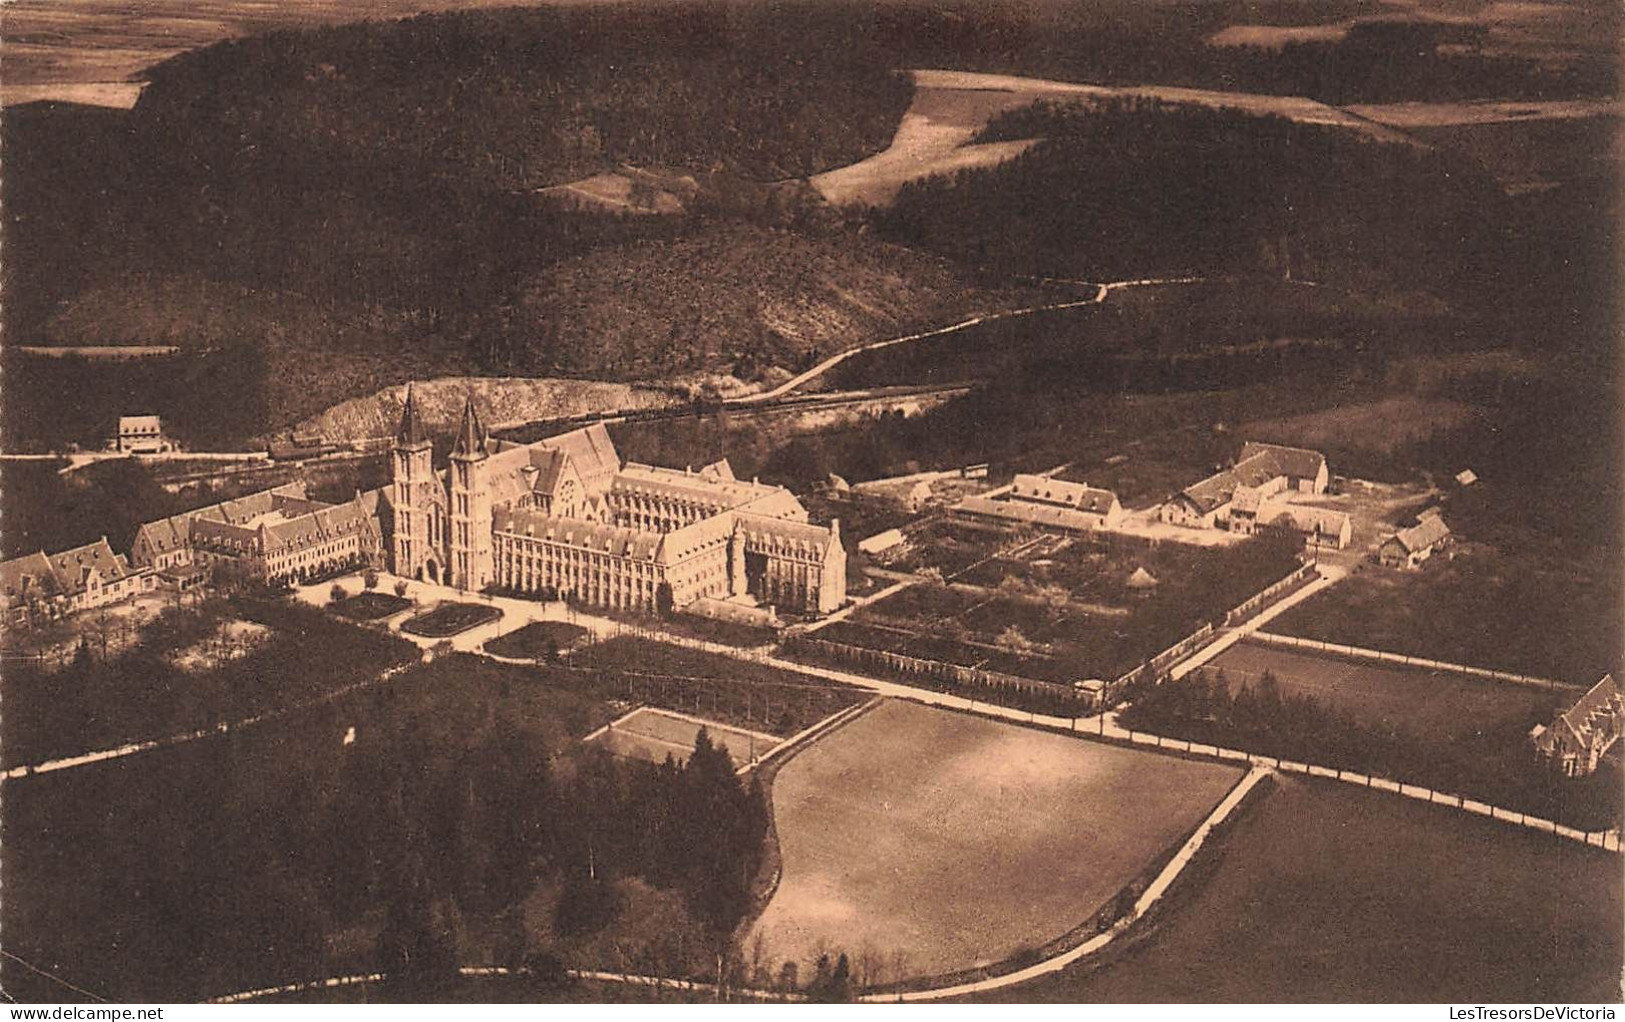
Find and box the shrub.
[363,569,379,590]
[329,583,347,604]
[394,579,410,598]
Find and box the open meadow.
[1271,549,1622,685]
[1203,639,1562,744]
[980,775,1623,1002]
[747,700,1243,984]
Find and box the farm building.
[1230,495,1353,549]
[1530,674,1622,777]
[1,538,157,627]
[954,475,1124,533]
[1378,516,1452,569]
[1162,441,1332,533]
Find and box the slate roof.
[492,506,664,561]
[1389,515,1451,554]
[3,538,135,603]
[1544,674,1623,754]
[0,552,63,602]
[133,483,309,558]
[1238,441,1327,482]
[1009,475,1120,515]
[956,494,1117,532]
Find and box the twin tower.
[390,387,490,590]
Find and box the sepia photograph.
[0,0,1619,1008]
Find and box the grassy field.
[1203,640,1562,744]
[1271,550,1622,685]
[748,700,1243,985]
[981,775,1623,1002]
[587,707,779,770]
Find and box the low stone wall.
[1248,631,1582,692]
[1224,562,1317,626]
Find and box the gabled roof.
[1389,515,1451,554]
[614,463,787,512]
[0,551,63,602]
[118,415,161,433]
[539,423,620,492]
[1544,674,1622,753]
[1274,505,1351,536]
[735,513,838,556]
[492,506,663,561]
[1010,474,1120,515]
[1239,441,1327,481]
[1178,470,1239,514]
[956,494,1116,532]
[48,539,129,593]
[132,482,312,557]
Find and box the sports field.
[1204,640,1560,741]
[982,775,1623,1002]
[585,707,779,769]
[748,700,1244,983]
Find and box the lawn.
[400,601,503,638]
[330,591,413,621]
[483,620,591,660]
[747,700,1243,985]
[1202,640,1562,744]
[979,775,1623,1002]
[587,707,780,769]
[1270,548,1622,685]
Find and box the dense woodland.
[879,98,1506,295]
[4,1,1618,448]
[2,649,769,1002]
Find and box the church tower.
[391,385,440,583]
[448,393,493,591]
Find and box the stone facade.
[386,390,846,617]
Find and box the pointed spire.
[452,392,486,459]
[395,384,429,449]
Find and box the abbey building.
[387,389,847,616]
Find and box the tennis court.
[584,706,780,769]
[1204,640,1561,741]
